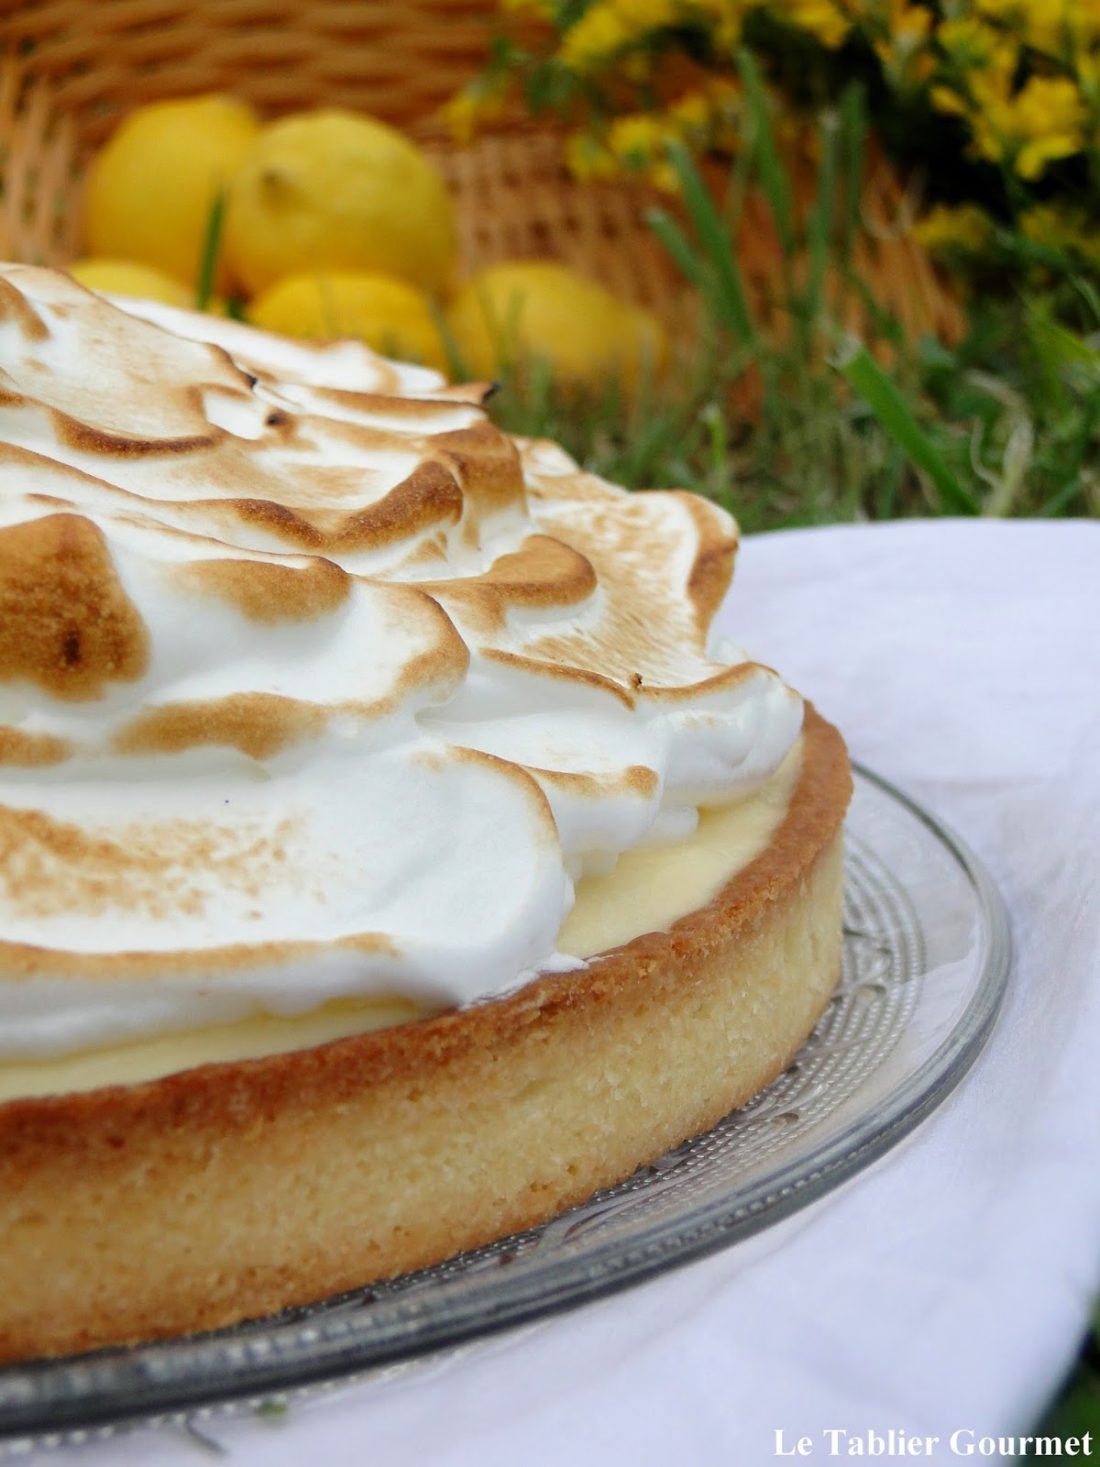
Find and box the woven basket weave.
[0,0,963,344]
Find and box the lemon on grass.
[248,272,448,371]
[81,94,259,293]
[66,258,193,308]
[446,261,666,393]
[224,110,458,299]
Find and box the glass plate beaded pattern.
[0,766,1010,1447]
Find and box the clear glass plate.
[0,766,1010,1446]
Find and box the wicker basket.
[0,0,963,346]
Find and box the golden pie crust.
[0,705,850,1363]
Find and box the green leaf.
[1027,304,1100,386]
[836,342,980,514]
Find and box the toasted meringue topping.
[0,263,802,1060]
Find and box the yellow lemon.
[81,95,259,293]
[446,261,666,392]
[66,258,193,308]
[249,272,448,371]
[224,110,458,299]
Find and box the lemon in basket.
[446,262,666,393]
[224,110,457,300]
[81,95,259,293]
[66,258,193,307]
[249,271,448,370]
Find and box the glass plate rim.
[0,763,1012,1442]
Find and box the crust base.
[0,707,851,1363]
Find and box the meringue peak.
[0,512,149,701]
[0,263,802,1059]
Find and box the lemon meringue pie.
[0,264,851,1361]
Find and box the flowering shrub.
[450,0,1100,271]
[446,2,1100,530]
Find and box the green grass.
[484,70,1099,531]
[487,290,1099,531]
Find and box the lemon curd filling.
[0,743,802,1104]
[556,738,801,957]
[0,265,851,1367]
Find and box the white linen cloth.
[21,519,1100,1465]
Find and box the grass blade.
[196,191,225,312]
[877,441,905,520]
[721,101,757,237]
[805,108,840,330]
[1070,273,1100,329]
[838,83,866,267]
[429,299,469,382]
[1035,473,1086,518]
[664,139,757,347]
[735,49,795,257]
[836,341,979,514]
[644,207,708,291]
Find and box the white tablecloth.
[24,519,1100,1465]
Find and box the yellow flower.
[930,83,968,116]
[913,203,994,255]
[873,0,934,86]
[1021,0,1072,52]
[611,0,681,26]
[1010,76,1086,176]
[440,86,508,144]
[703,76,741,108]
[1020,203,1061,243]
[936,17,1017,75]
[773,0,851,47]
[1071,0,1100,44]
[973,0,1070,56]
[886,0,932,47]
[1021,204,1100,265]
[930,18,1021,144]
[648,159,682,190]
[662,79,742,147]
[668,89,712,132]
[684,0,744,48]
[561,6,634,68]
[960,70,1085,175]
[697,76,742,146]
[560,0,682,68]
[564,130,619,181]
[441,91,479,145]
[608,111,676,165]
